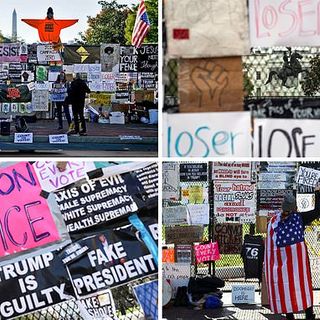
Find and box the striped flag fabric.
[265,212,313,314]
[132,0,151,48]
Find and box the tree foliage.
[79,0,130,45]
[124,0,158,45]
[301,55,320,96]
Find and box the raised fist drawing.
[190,61,229,109]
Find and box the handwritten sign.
[163,162,180,200]
[194,242,220,264]
[214,224,242,254]
[165,0,249,58]
[163,263,190,296]
[14,133,33,144]
[163,206,188,225]
[33,161,95,192]
[232,285,255,304]
[32,90,49,111]
[213,162,252,181]
[165,226,204,245]
[249,0,320,47]
[49,134,69,144]
[254,119,320,157]
[164,112,251,157]
[0,162,60,257]
[296,166,320,187]
[179,57,244,112]
[187,204,209,225]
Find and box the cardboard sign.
[165,0,250,58]
[0,43,21,62]
[0,162,60,257]
[163,263,190,297]
[49,134,69,144]
[164,111,251,157]
[33,161,95,193]
[14,133,33,144]
[179,57,244,112]
[37,44,61,62]
[180,163,207,182]
[0,251,74,319]
[163,206,188,225]
[214,224,242,254]
[194,242,220,264]
[232,285,255,304]
[249,0,320,47]
[165,225,204,245]
[186,204,209,225]
[214,182,256,223]
[213,162,252,181]
[296,166,320,187]
[163,162,180,200]
[254,118,320,157]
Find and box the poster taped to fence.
[164,111,251,158]
[163,162,180,200]
[163,206,188,225]
[0,43,22,63]
[254,118,320,157]
[165,226,204,245]
[0,250,74,319]
[297,193,315,212]
[194,242,220,264]
[33,161,96,192]
[165,0,250,58]
[179,57,244,112]
[214,182,256,223]
[32,89,49,111]
[213,162,252,181]
[66,220,158,297]
[180,163,207,182]
[249,0,320,47]
[0,162,61,258]
[213,224,243,254]
[186,204,209,225]
[296,166,320,187]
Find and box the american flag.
[265,212,313,314]
[132,0,151,48]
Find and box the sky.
[0,0,138,43]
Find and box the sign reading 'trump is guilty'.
[55,174,138,233]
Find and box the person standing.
[68,73,90,135]
[265,190,320,320]
[53,72,72,130]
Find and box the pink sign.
[0,162,61,257]
[0,43,21,63]
[194,242,221,264]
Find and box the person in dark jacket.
[68,73,90,135]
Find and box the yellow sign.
[90,93,112,107]
[188,186,203,204]
[76,46,90,63]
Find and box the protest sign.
[179,57,244,112]
[101,44,120,72]
[214,224,242,254]
[165,226,204,245]
[163,162,180,200]
[51,83,67,102]
[194,242,220,264]
[0,251,74,319]
[213,162,252,181]
[249,0,320,47]
[175,245,193,264]
[162,248,175,263]
[79,289,118,320]
[259,172,288,182]
[32,90,49,111]
[232,285,255,304]
[90,92,112,106]
[164,111,251,157]
[0,43,21,63]
[64,45,100,64]
[14,133,33,144]
[296,166,320,187]
[257,181,288,190]
[37,44,61,63]
[163,263,190,297]
[67,221,158,297]
[297,194,315,212]
[133,280,158,320]
[119,46,137,72]
[0,162,60,258]
[55,175,138,233]
[163,206,188,225]
[188,185,205,204]
[186,204,209,225]
[180,163,207,182]
[165,0,249,58]
[33,161,95,193]
[254,118,320,157]
[137,44,158,73]
[214,182,256,223]
[49,134,69,144]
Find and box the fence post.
[208,161,215,276]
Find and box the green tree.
[301,55,320,96]
[124,0,158,45]
[79,0,130,45]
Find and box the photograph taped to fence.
[0,161,158,320]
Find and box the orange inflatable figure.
[22,7,78,43]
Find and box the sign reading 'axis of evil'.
[0,162,60,257]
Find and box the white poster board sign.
[164,112,251,157]
[186,204,209,225]
[296,166,320,187]
[249,0,320,47]
[163,162,180,200]
[254,119,320,157]
[163,206,188,225]
[49,134,69,144]
[213,162,252,181]
[37,44,61,62]
[32,90,49,111]
[232,285,255,304]
[165,0,250,58]
[14,133,33,144]
[297,194,315,212]
[163,263,190,297]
